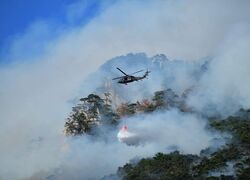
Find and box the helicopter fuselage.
[113,67,150,84]
[118,76,144,84]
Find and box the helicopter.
[112,67,150,84]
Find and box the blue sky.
[0,0,113,63]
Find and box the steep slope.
[62,53,249,180]
[80,53,208,102]
[110,110,250,180]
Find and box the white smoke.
[118,110,216,153]
[188,23,250,117]
[0,0,250,179]
[28,109,218,179]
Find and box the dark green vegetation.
[115,110,250,180]
[210,113,250,148]
[64,93,119,135]
[64,89,187,136]
[118,152,198,180]
[64,90,250,179]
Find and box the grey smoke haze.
[188,23,250,117]
[29,109,218,179]
[0,0,250,179]
[120,109,217,153]
[81,53,205,104]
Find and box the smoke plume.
[0,0,250,179]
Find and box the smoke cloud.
[0,0,250,179]
[28,109,219,179]
[188,23,250,117]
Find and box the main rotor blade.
[117,67,128,76]
[131,70,144,75]
[112,76,124,80]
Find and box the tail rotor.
[144,69,151,78]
